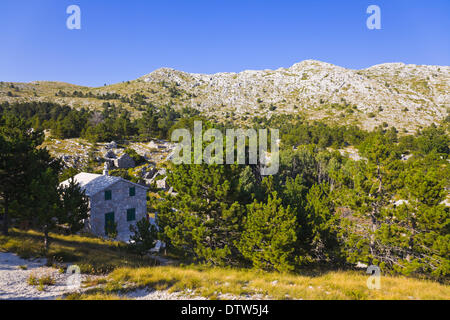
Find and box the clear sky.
[0,0,449,86]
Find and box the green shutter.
[105,212,115,235]
[127,208,136,221]
[129,187,136,197]
[105,190,112,200]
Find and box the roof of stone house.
[104,150,117,159]
[60,172,148,197]
[118,153,133,160]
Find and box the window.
[105,212,115,235]
[129,187,136,197]
[105,190,112,200]
[127,208,136,221]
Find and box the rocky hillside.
[1,60,449,131]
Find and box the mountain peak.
[133,60,448,131]
[4,60,446,132]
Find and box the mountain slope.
[1,60,449,131]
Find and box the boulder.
[156,177,168,190]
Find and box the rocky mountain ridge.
[139,60,449,130]
[1,60,449,131]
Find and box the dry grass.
[64,292,127,300]
[28,274,55,286]
[0,229,158,274]
[28,273,56,291]
[75,266,450,300]
[2,229,448,300]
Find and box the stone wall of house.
[114,154,135,168]
[86,180,147,240]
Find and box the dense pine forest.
[0,101,449,281]
[155,116,449,280]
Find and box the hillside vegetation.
[1,103,449,280]
[1,230,449,300]
[72,265,450,300]
[1,60,449,131]
[0,229,158,274]
[0,62,449,300]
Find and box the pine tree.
[384,162,450,278]
[281,176,341,265]
[129,217,158,256]
[303,183,341,263]
[338,131,449,278]
[238,193,297,272]
[339,133,394,267]
[0,115,45,235]
[156,163,246,266]
[59,177,90,234]
[29,168,61,251]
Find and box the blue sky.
[0,0,449,86]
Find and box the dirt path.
[0,252,85,300]
[0,252,263,300]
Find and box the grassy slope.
[0,229,158,274]
[88,266,449,300]
[1,230,449,300]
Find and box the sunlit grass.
[76,265,450,300]
[0,228,158,274]
[2,229,448,300]
[28,273,56,292]
[64,292,128,300]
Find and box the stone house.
[114,153,135,169]
[104,150,117,168]
[60,168,148,242]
